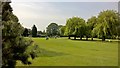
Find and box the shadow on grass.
[71,39,119,43]
[37,48,68,57]
[71,39,101,42]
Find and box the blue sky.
[10,1,118,31]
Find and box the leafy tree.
[64,17,85,40]
[28,29,32,36]
[84,24,90,40]
[37,31,42,34]
[32,25,37,37]
[117,26,120,39]
[59,26,66,36]
[87,16,97,40]
[42,30,46,35]
[22,28,29,37]
[46,23,59,36]
[58,25,63,36]
[2,1,37,68]
[117,13,120,39]
[93,10,119,41]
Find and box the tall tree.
[2,1,37,67]
[87,16,97,40]
[59,26,66,36]
[64,17,85,40]
[46,23,59,36]
[32,25,37,37]
[93,10,119,41]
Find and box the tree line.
[46,10,120,41]
[24,10,120,41]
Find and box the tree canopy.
[87,16,97,40]
[93,10,119,41]
[46,23,59,36]
[64,17,86,39]
[61,10,120,41]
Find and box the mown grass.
[17,37,118,66]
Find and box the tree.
[32,25,37,37]
[37,31,42,34]
[42,30,46,35]
[2,1,37,67]
[22,28,29,37]
[64,16,86,40]
[37,31,43,37]
[58,25,63,36]
[84,24,90,40]
[93,10,119,41]
[59,26,66,36]
[28,29,32,36]
[87,16,97,40]
[117,26,120,39]
[46,23,59,36]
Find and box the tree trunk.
[74,36,76,40]
[80,36,82,40]
[102,36,105,41]
[118,36,120,40]
[91,37,93,41]
[86,36,88,40]
[68,36,70,39]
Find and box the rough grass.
[17,37,118,66]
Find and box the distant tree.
[32,25,37,37]
[64,17,85,40]
[87,16,97,40]
[117,13,120,39]
[59,26,66,36]
[58,25,63,36]
[37,31,43,37]
[22,28,29,37]
[42,30,46,35]
[28,29,32,36]
[46,23,59,36]
[117,26,120,39]
[2,1,37,68]
[93,10,119,41]
[37,31,42,34]
[84,24,90,40]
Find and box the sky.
[10,0,118,31]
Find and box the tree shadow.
[37,48,68,57]
[71,39,101,42]
[71,39,119,43]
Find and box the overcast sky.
[10,0,118,31]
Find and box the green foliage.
[22,28,29,37]
[2,2,37,68]
[64,17,86,39]
[32,25,37,37]
[87,16,97,40]
[59,26,66,36]
[46,23,59,36]
[93,10,119,41]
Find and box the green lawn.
[17,37,118,66]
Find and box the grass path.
[17,38,118,66]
